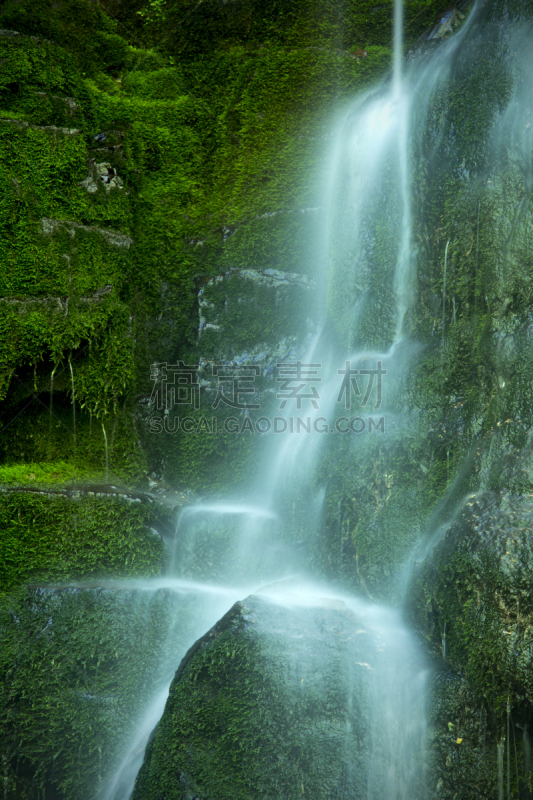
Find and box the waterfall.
[106,1,496,797]
[392,0,404,98]
[97,579,239,800]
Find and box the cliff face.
[0,2,446,797]
[0,0,441,490]
[7,1,533,798]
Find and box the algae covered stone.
[409,490,533,710]
[132,591,427,800]
[0,582,231,799]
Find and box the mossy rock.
[0,487,170,594]
[196,268,316,367]
[426,672,500,800]
[408,491,533,720]
[132,591,428,800]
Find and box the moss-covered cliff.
[0,0,443,489]
[5,0,525,798]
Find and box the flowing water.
[98,578,243,800]
[102,1,513,797]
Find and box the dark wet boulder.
[132,590,428,800]
[408,490,533,721]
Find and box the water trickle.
[523,724,530,786]
[98,579,239,800]
[442,240,450,338]
[498,739,504,800]
[507,701,511,800]
[48,365,56,455]
[101,420,109,480]
[68,356,76,460]
[392,0,404,99]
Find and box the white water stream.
[102,3,484,798]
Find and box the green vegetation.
[4,1,520,797]
[0,583,205,799]
[0,490,165,595]
[0,0,444,490]
[0,460,101,485]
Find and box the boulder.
[132,589,428,800]
[408,491,533,797]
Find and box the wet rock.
[33,91,80,113]
[0,584,227,800]
[408,490,533,713]
[197,268,317,386]
[0,118,80,134]
[0,284,113,312]
[78,175,98,193]
[408,489,533,796]
[132,592,427,800]
[426,672,499,800]
[427,8,466,40]
[40,217,132,248]
[79,161,124,193]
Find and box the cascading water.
[103,2,509,797]
[97,578,247,800]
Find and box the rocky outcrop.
[132,591,428,800]
[426,672,499,800]
[40,218,132,248]
[0,487,170,595]
[408,491,533,797]
[197,267,317,381]
[409,491,533,707]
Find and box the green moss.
[0,583,208,799]
[428,674,500,800]
[0,0,441,494]
[134,615,270,799]
[0,0,132,76]
[144,402,262,494]
[0,490,164,595]
[408,492,533,718]
[133,596,368,800]
[0,460,100,485]
[160,0,447,56]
